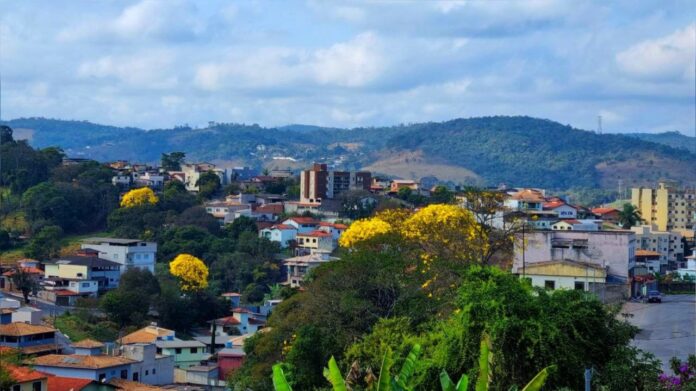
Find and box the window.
[544,280,555,290]
[12,386,20,391]
[121,370,128,379]
[145,370,149,376]
[133,372,139,382]
[31,382,42,391]
[191,347,198,354]
[574,281,585,291]
[153,368,156,375]
[82,282,90,288]
[156,348,162,354]
[175,348,182,354]
[99,373,106,382]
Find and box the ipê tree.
[169,254,209,292]
[120,187,159,208]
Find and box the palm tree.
[618,203,642,229]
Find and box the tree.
[10,266,39,304]
[0,125,13,144]
[0,229,10,250]
[196,170,221,200]
[619,203,642,229]
[24,225,63,260]
[429,186,455,204]
[169,254,209,292]
[226,216,258,239]
[161,152,186,171]
[101,289,149,328]
[120,187,159,208]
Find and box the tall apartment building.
[81,238,157,274]
[631,181,696,232]
[631,225,684,269]
[299,163,371,203]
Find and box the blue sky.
[0,0,694,134]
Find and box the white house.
[282,217,319,234]
[543,201,577,219]
[81,238,157,274]
[317,222,348,241]
[259,224,297,248]
[551,220,600,231]
[296,230,335,254]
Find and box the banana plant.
[272,364,293,391]
[439,371,469,391]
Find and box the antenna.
[597,115,603,134]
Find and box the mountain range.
[3,116,695,191]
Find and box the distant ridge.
[2,115,694,190]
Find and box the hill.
[2,116,694,191]
[625,131,696,153]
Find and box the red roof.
[215,316,241,326]
[269,224,296,231]
[53,290,81,296]
[299,230,332,238]
[286,217,318,225]
[47,376,93,391]
[543,201,572,210]
[2,266,43,276]
[6,364,47,383]
[255,204,284,214]
[318,222,347,230]
[232,307,253,314]
[221,292,241,297]
[592,207,618,215]
[559,219,581,224]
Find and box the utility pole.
[597,115,603,135]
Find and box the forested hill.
[624,131,696,153]
[2,116,694,190]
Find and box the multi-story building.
[283,253,337,287]
[81,238,157,274]
[299,163,371,203]
[631,181,696,231]
[630,225,684,270]
[0,322,60,356]
[178,163,227,192]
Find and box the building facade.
[631,181,696,232]
[299,163,371,203]
[631,225,684,270]
[81,238,157,274]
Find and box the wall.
[33,365,130,381]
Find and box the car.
[647,290,662,303]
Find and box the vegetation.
[169,254,209,291]
[618,203,643,229]
[120,187,159,208]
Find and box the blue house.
[0,322,61,355]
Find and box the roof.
[6,364,48,383]
[0,322,56,336]
[636,249,662,257]
[543,201,575,210]
[283,253,333,265]
[155,338,206,348]
[255,203,284,214]
[71,339,105,349]
[592,207,619,215]
[53,290,81,297]
[510,189,545,202]
[46,256,121,268]
[120,325,174,345]
[108,378,166,390]
[318,222,347,229]
[298,230,332,238]
[221,292,241,297]
[21,344,61,355]
[284,217,318,225]
[214,315,241,326]
[554,219,581,225]
[524,259,606,271]
[2,266,43,276]
[266,224,296,231]
[47,376,94,391]
[82,237,144,245]
[32,354,135,369]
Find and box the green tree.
[226,216,258,239]
[429,186,455,204]
[0,229,10,250]
[161,152,186,171]
[196,170,221,200]
[618,203,642,229]
[10,266,40,304]
[24,225,63,260]
[101,289,149,329]
[0,125,13,144]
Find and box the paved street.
[622,294,695,371]
[0,291,68,317]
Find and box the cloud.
[77,52,179,89]
[312,32,384,87]
[616,24,696,82]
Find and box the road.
[0,291,68,316]
[621,294,695,371]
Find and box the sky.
[0,0,694,134]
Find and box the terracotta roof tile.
[31,354,135,369]
[285,217,318,224]
[108,378,166,390]
[47,376,94,391]
[299,230,332,238]
[214,316,241,326]
[591,207,618,215]
[71,339,105,349]
[0,322,56,337]
[120,326,174,345]
[6,364,48,383]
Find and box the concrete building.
[631,181,696,231]
[631,225,684,270]
[513,230,635,280]
[43,250,121,292]
[122,343,175,385]
[519,260,607,291]
[299,163,371,203]
[551,219,601,231]
[296,230,335,254]
[154,338,209,368]
[179,162,226,192]
[259,224,297,248]
[283,253,336,288]
[4,364,49,391]
[0,322,60,356]
[81,238,157,274]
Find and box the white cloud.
[616,24,696,82]
[78,52,179,88]
[312,32,384,87]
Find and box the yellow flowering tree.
[169,254,209,291]
[120,187,159,208]
[338,218,392,248]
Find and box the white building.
[551,219,601,231]
[81,238,157,274]
[259,224,297,248]
[180,163,227,192]
[283,253,337,287]
[543,201,577,219]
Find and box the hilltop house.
[259,224,297,248]
[282,217,319,234]
[283,253,336,288]
[81,238,157,274]
[543,200,577,219]
[43,249,121,291]
[296,230,335,254]
[121,325,208,369]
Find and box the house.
[212,308,266,336]
[216,334,256,380]
[504,188,546,212]
[11,307,43,325]
[252,203,284,221]
[204,201,252,225]
[633,250,662,275]
[591,207,620,223]
[543,201,577,219]
[317,222,348,241]
[259,224,297,248]
[220,292,241,309]
[47,375,113,391]
[0,322,60,356]
[121,343,175,385]
[296,230,335,254]
[675,252,696,279]
[71,339,105,356]
[43,250,121,292]
[390,179,418,193]
[81,238,157,274]
[179,162,226,192]
[551,219,600,231]
[512,230,634,302]
[154,338,209,368]
[173,364,222,387]
[31,354,136,383]
[4,364,49,391]
[1,260,43,293]
[518,259,607,292]
[282,217,319,234]
[283,253,336,288]
[120,325,175,345]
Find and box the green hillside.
[3,116,694,191]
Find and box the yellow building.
[631,181,696,232]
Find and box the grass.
[0,230,113,265]
[54,313,119,343]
